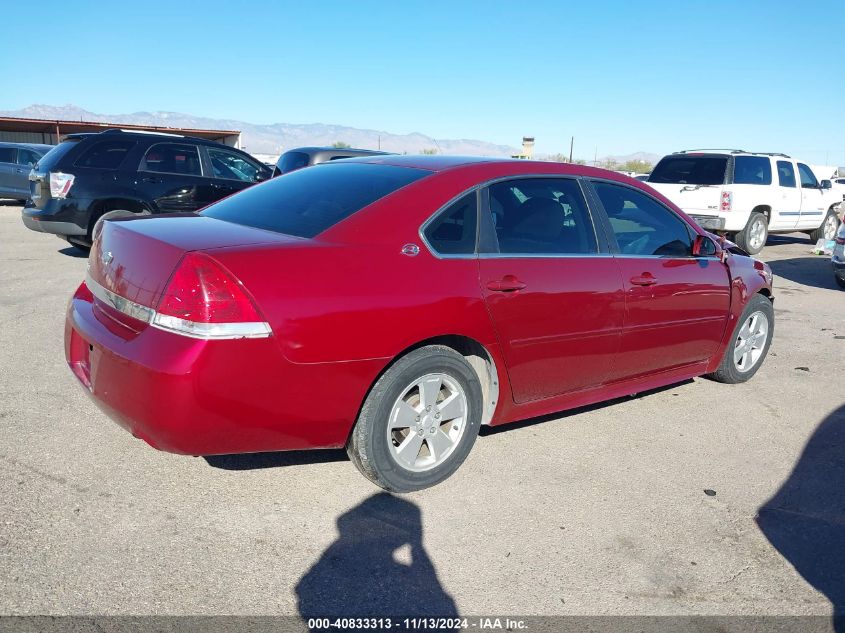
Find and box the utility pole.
[569,136,574,163]
[594,146,598,166]
[378,135,381,151]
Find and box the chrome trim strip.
[86,274,154,323]
[84,275,271,340]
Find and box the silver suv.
[0,142,53,201]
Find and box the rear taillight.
[152,253,271,339]
[720,190,732,212]
[49,172,75,199]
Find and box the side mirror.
[821,179,832,190]
[692,234,719,257]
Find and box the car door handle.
[486,276,527,292]
[142,176,161,184]
[630,274,658,287]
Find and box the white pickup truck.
[646,150,842,254]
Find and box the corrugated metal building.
[0,116,241,147]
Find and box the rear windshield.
[35,139,80,171]
[276,151,310,174]
[648,155,728,185]
[202,162,429,238]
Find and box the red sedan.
[65,156,774,491]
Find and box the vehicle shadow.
[757,403,845,632]
[768,257,838,290]
[0,199,24,207]
[58,246,89,259]
[480,380,688,437]
[296,492,458,623]
[204,449,347,470]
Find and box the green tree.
[332,141,351,149]
[421,148,438,155]
[618,159,653,173]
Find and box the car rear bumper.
[65,289,385,455]
[22,198,93,236]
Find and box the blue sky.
[2,0,843,163]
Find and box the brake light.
[49,172,75,199]
[152,253,271,339]
[720,190,732,211]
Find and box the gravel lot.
[1,201,843,623]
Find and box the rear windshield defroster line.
[202,162,429,238]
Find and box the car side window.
[777,161,796,188]
[75,141,135,169]
[797,163,818,189]
[141,143,202,176]
[207,147,261,182]
[593,181,693,257]
[16,149,40,167]
[0,147,15,164]
[423,192,478,255]
[484,178,597,255]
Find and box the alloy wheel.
[386,373,468,472]
[734,311,770,373]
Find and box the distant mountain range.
[0,104,666,166]
[0,104,521,158]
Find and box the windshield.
[35,139,81,171]
[202,162,429,238]
[276,151,310,175]
[649,155,728,185]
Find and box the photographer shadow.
[296,492,457,622]
[757,403,845,631]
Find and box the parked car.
[0,142,53,201]
[833,209,845,289]
[65,157,774,491]
[22,129,271,250]
[647,150,841,254]
[273,146,391,176]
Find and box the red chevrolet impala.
[65,156,774,491]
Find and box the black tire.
[836,274,845,289]
[734,212,768,255]
[808,208,840,243]
[66,236,91,253]
[707,294,774,384]
[92,208,150,241]
[347,345,483,492]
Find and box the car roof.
[338,154,512,171]
[0,141,54,150]
[672,149,791,158]
[63,129,224,146]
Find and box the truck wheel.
[808,208,839,243]
[734,212,768,254]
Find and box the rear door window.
[648,155,728,185]
[484,178,598,255]
[75,140,135,169]
[141,143,202,176]
[0,148,15,164]
[733,156,772,185]
[202,162,428,238]
[776,161,796,187]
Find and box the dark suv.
[22,129,271,249]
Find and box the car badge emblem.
[401,243,420,257]
[102,250,114,265]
